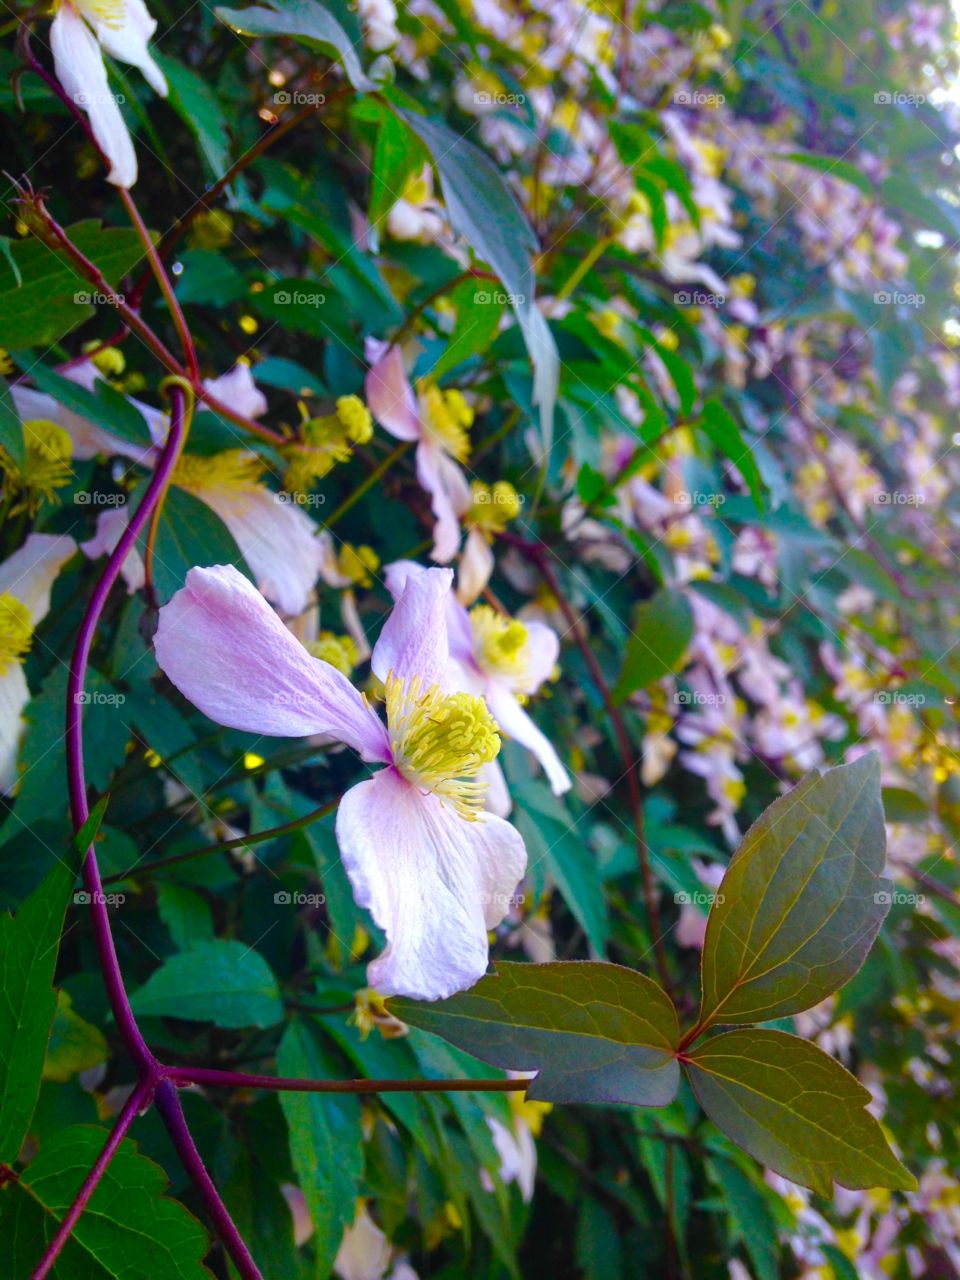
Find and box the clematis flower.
[386,561,571,797]
[50,0,168,189]
[34,362,327,615]
[0,534,77,792]
[364,340,472,563]
[153,564,527,1000]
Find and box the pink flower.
[385,560,571,796]
[153,564,527,1000]
[364,340,471,562]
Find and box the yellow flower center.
[385,672,500,820]
[467,480,522,534]
[0,592,33,677]
[470,605,530,681]
[307,632,358,677]
[337,543,379,588]
[75,0,127,29]
[335,395,373,445]
[1,420,73,516]
[418,383,473,462]
[172,450,264,494]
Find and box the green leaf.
[368,104,427,233]
[432,276,504,379]
[708,1156,780,1280]
[0,221,148,350]
[695,398,765,511]
[699,753,889,1027]
[72,792,111,856]
[130,939,283,1028]
[277,1021,364,1277]
[25,362,153,450]
[396,108,558,449]
[0,376,24,467]
[612,588,694,703]
[0,858,74,1163]
[136,484,254,603]
[0,1124,213,1277]
[172,249,246,307]
[390,961,680,1106]
[156,883,214,951]
[215,0,375,90]
[157,54,232,180]
[685,1029,916,1195]
[779,151,874,196]
[43,991,109,1084]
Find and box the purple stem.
[154,1081,264,1280]
[65,393,189,1073]
[30,1079,153,1280]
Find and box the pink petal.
[0,665,30,795]
[364,340,422,442]
[372,565,453,690]
[195,482,325,616]
[0,533,77,622]
[458,527,494,605]
[154,565,389,760]
[516,621,560,694]
[80,509,144,594]
[336,767,527,999]
[485,684,571,796]
[203,365,267,420]
[416,441,468,563]
[384,558,473,666]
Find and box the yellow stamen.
[337,543,379,588]
[470,605,530,683]
[467,479,522,535]
[0,420,73,515]
[77,0,127,30]
[418,382,473,462]
[307,632,358,676]
[0,592,33,677]
[335,395,373,444]
[385,672,500,819]
[172,449,264,494]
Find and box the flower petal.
[195,483,325,616]
[458,527,495,605]
[91,0,168,97]
[336,768,527,1000]
[364,340,422,442]
[416,442,469,563]
[51,7,138,188]
[0,664,30,795]
[80,508,144,593]
[517,621,560,694]
[154,565,389,760]
[372,565,453,689]
[0,533,77,622]
[485,684,571,795]
[384,558,473,666]
[203,365,267,420]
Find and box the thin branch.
[30,1080,153,1280]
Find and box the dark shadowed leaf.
[686,1029,915,1196]
[130,939,283,1028]
[612,588,694,702]
[215,0,374,90]
[390,961,680,1106]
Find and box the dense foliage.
[1,0,959,1276]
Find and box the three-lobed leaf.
[698,753,889,1027]
[390,961,680,1106]
[685,1029,915,1196]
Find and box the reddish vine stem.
[503,532,673,995]
[30,1079,153,1280]
[169,1067,527,1094]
